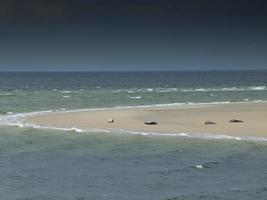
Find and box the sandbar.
[27,102,267,137]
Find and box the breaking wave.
[113,86,267,93]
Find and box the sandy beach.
[26,102,267,137]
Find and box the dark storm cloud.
[0,0,266,22]
[0,0,66,22]
[0,0,267,71]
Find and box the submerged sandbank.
[26,102,267,138]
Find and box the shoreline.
[24,102,267,139]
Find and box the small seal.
[144,121,158,125]
[108,119,114,123]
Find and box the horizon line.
[0,69,266,72]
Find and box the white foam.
[158,88,178,92]
[195,165,204,169]
[119,129,267,141]
[203,134,242,140]
[0,111,54,128]
[59,90,72,93]
[250,86,266,90]
[195,88,206,92]
[112,86,267,94]
[127,90,135,93]
[241,136,267,141]
[70,127,84,133]
[129,96,142,99]
[62,95,70,98]
[253,100,264,102]
[113,129,267,141]
[146,88,154,92]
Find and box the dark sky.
[0,0,267,71]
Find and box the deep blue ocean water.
[0,71,267,200]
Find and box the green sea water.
[1,71,267,199]
[1,127,267,200]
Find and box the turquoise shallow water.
[1,71,267,199]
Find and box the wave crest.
[113,86,267,94]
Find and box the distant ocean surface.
[1,71,267,200]
[1,70,267,114]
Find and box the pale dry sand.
[27,102,267,137]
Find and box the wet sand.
[27,102,267,137]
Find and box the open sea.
[0,70,267,200]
